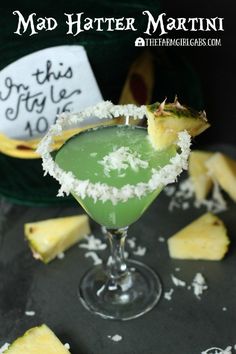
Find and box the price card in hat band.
[0,45,103,139]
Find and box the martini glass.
[38,102,191,320]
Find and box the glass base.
[78,260,162,320]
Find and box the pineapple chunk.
[5,324,70,354]
[146,98,210,150]
[25,215,90,263]
[205,153,236,202]
[189,150,214,200]
[168,213,230,260]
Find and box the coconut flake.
[164,185,176,197]
[171,274,186,287]
[167,178,194,212]
[107,334,123,342]
[85,251,102,265]
[57,252,65,260]
[79,235,107,251]
[64,343,70,350]
[164,288,174,301]
[167,177,227,214]
[90,152,97,157]
[158,236,165,242]
[37,101,191,205]
[0,343,10,354]
[191,273,208,299]
[133,246,146,256]
[98,146,148,177]
[25,310,35,316]
[195,179,227,213]
[127,237,136,249]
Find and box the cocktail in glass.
[38,102,191,320]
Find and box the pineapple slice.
[146,98,210,150]
[119,50,154,106]
[205,152,236,202]
[168,213,230,260]
[0,119,118,159]
[5,324,70,354]
[25,215,90,263]
[189,150,214,200]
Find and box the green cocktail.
[38,101,192,321]
[55,125,176,228]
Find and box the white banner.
[0,45,103,139]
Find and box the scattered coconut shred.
[64,343,70,350]
[171,274,186,287]
[158,236,165,243]
[192,273,208,300]
[85,251,102,265]
[133,246,147,256]
[107,334,123,342]
[164,288,174,301]
[25,310,36,316]
[98,146,148,177]
[78,235,107,265]
[0,343,10,354]
[165,178,227,214]
[57,252,65,260]
[165,272,208,300]
[127,237,136,249]
[79,235,107,251]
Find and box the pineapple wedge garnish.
[168,212,230,260]
[25,215,90,263]
[205,153,236,202]
[189,150,214,200]
[146,97,210,150]
[4,324,70,354]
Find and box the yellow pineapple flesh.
[5,324,70,354]
[119,50,154,106]
[25,215,90,263]
[189,150,214,200]
[205,152,236,202]
[0,119,118,159]
[168,212,230,260]
[146,98,210,150]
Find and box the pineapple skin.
[25,215,90,263]
[5,324,70,354]
[189,150,213,200]
[168,213,230,260]
[205,152,236,202]
[146,101,210,150]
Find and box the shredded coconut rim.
[37,101,191,205]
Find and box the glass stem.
[105,227,130,288]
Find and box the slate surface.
[0,144,236,354]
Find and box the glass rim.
[36,101,191,205]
